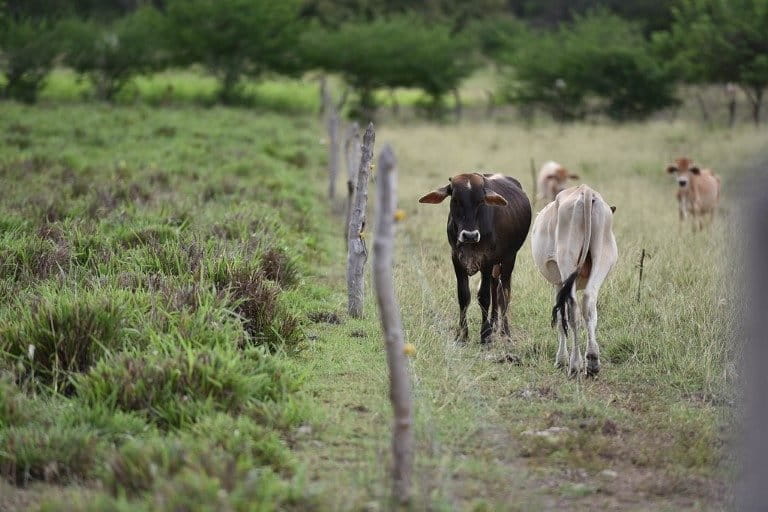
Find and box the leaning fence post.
[347,123,375,318]
[344,122,361,247]
[373,144,414,505]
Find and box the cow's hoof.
[480,336,493,346]
[586,354,600,377]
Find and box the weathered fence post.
[344,122,361,246]
[530,158,537,206]
[726,83,737,128]
[373,144,414,505]
[323,85,341,200]
[347,123,375,318]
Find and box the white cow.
[531,184,617,377]
[536,161,579,206]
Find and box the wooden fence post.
[373,144,414,505]
[636,248,646,302]
[344,122,361,246]
[530,158,537,206]
[347,123,375,318]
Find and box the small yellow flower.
[393,209,406,222]
[403,343,416,357]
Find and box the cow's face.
[548,167,579,196]
[666,158,700,189]
[419,173,507,244]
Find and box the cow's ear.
[666,166,677,174]
[569,173,580,180]
[484,190,508,206]
[419,184,451,204]
[610,205,616,214]
[690,166,701,175]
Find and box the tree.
[0,18,59,103]
[302,17,477,119]
[165,0,304,104]
[664,0,768,124]
[61,7,168,101]
[503,10,677,121]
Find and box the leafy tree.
[302,16,477,118]
[503,10,677,121]
[663,0,768,124]
[165,0,304,104]
[0,18,59,103]
[61,7,168,101]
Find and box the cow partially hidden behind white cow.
[536,161,579,205]
[531,184,617,377]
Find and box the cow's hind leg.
[452,255,471,343]
[478,266,493,344]
[567,296,583,378]
[581,291,600,377]
[553,285,569,368]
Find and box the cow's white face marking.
[466,181,472,190]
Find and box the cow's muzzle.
[458,230,481,244]
[678,179,688,188]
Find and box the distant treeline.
[1,0,766,123]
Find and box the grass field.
[0,97,764,510]
[292,119,765,510]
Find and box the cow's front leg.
[478,266,493,344]
[498,256,517,339]
[452,255,470,343]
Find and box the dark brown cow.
[419,173,532,344]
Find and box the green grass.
[0,96,763,510]
[287,119,763,510]
[0,102,332,509]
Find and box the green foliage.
[74,345,300,429]
[0,424,102,485]
[60,7,169,101]
[0,287,135,393]
[165,0,304,104]
[661,0,768,123]
[504,10,677,120]
[0,19,59,103]
[302,16,477,117]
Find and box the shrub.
[0,19,59,103]
[0,424,101,485]
[302,17,477,118]
[0,287,130,393]
[74,345,300,429]
[60,7,169,101]
[165,0,304,104]
[503,10,677,121]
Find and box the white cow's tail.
[552,187,592,336]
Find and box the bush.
[61,7,169,101]
[165,0,304,104]
[302,16,478,118]
[0,287,131,393]
[0,377,35,428]
[74,345,300,429]
[0,19,59,103]
[504,10,677,120]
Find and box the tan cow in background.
[531,185,617,378]
[666,157,720,231]
[536,161,579,206]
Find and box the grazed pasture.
[0,100,764,511]
[296,120,765,510]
